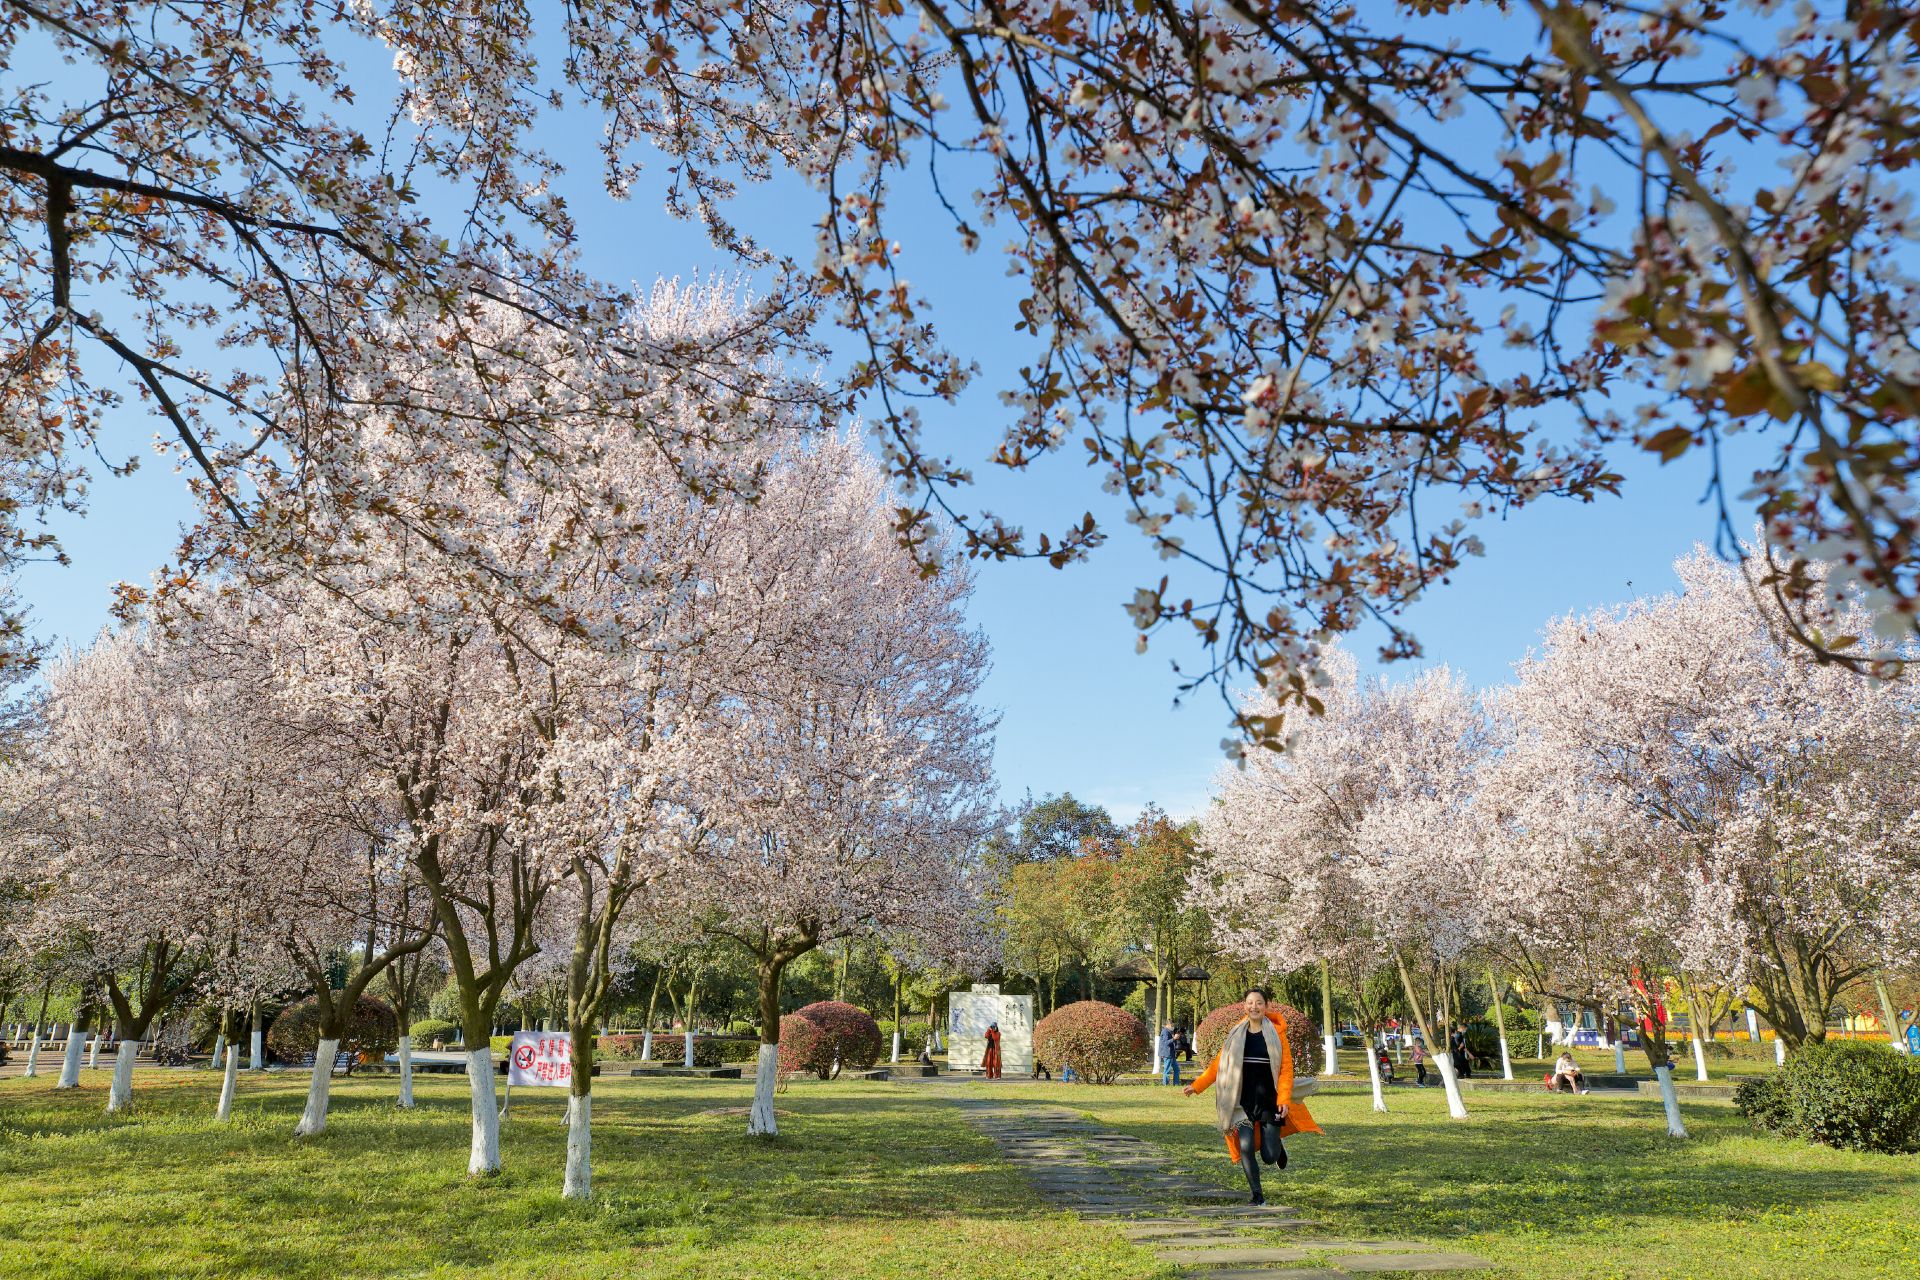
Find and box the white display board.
[506,1031,573,1087]
[948,984,1034,1075]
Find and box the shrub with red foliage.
[1193,1001,1319,1076]
[776,1013,830,1081]
[1033,1000,1148,1084]
[779,1001,883,1080]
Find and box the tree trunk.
[564,1092,592,1200]
[563,1018,596,1200]
[1637,1021,1690,1138]
[107,1041,140,1113]
[466,1047,501,1174]
[1653,1063,1688,1138]
[397,1035,416,1108]
[1364,1034,1389,1113]
[891,969,902,1064]
[750,955,790,1136]
[1319,960,1338,1075]
[1484,968,1514,1080]
[250,1025,264,1071]
[216,1044,241,1121]
[295,1038,339,1136]
[56,1005,89,1088]
[1874,976,1907,1055]
[1393,953,1467,1119]
[88,1032,102,1069]
[22,978,50,1077]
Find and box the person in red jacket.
[1184,987,1323,1204]
[981,1022,1003,1079]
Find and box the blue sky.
[18,47,1767,826]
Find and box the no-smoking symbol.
[513,1044,536,1070]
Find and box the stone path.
[956,1101,1490,1278]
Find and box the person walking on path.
[1159,1025,1183,1086]
[981,1022,1003,1079]
[1183,987,1322,1205]
[1411,1036,1429,1087]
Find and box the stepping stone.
[1158,1247,1340,1265]
[1334,1252,1490,1273]
[1190,1271,1347,1280]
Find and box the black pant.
[1235,1119,1286,1199]
[1416,1062,1428,1084]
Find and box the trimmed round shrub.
[1734,1072,1793,1135]
[777,1012,833,1082]
[1782,1040,1920,1154]
[266,994,397,1067]
[407,1017,458,1045]
[1193,1001,1320,1076]
[787,1001,883,1079]
[1034,1000,1148,1084]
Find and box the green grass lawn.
[0,1069,1155,1280]
[1005,1077,1920,1280]
[2,1067,1916,1279]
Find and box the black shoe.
[1248,1193,1265,1205]
[1272,1137,1288,1170]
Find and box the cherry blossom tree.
[1195,650,1489,1119]
[556,0,1920,738]
[645,439,999,1138]
[1497,547,1920,1070]
[9,630,227,1113]
[14,4,1920,739]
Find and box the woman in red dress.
[982,1022,1003,1079]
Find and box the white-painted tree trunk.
[639,1030,653,1062]
[1745,1006,1761,1043]
[1432,1051,1469,1119]
[1321,1032,1338,1076]
[250,1028,263,1071]
[1690,1034,1709,1082]
[466,1048,501,1174]
[891,1030,901,1064]
[1874,979,1905,1055]
[1653,1064,1688,1138]
[934,1029,944,1052]
[1364,1039,1389,1112]
[88,1034,102,1069]
[216,1045,240,1121]
[1497,1034,1513,1081]
[563,1093,592,1200]
[1774,1037,1786,1066]
[396,1035,416,1108]
[1615,1042,1627,1073]
[294,1038,339,1136]
[107,1041,140,1113]
[682,1029,694,1068]
[210,1033,226,1070]
[1152,1031,1161,1077]
[23,1028,42,1076]
[748,1043,779,1136]
[56,1029,86,1088]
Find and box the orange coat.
[1189,1010,1323,1161]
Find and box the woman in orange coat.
[981,1022,1003,1079]
[1184,987,1322,1204]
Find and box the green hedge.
[1736,1041,1920,1154]
[408,1018,458,1045]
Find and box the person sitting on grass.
[1552,1050,1588,1093]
